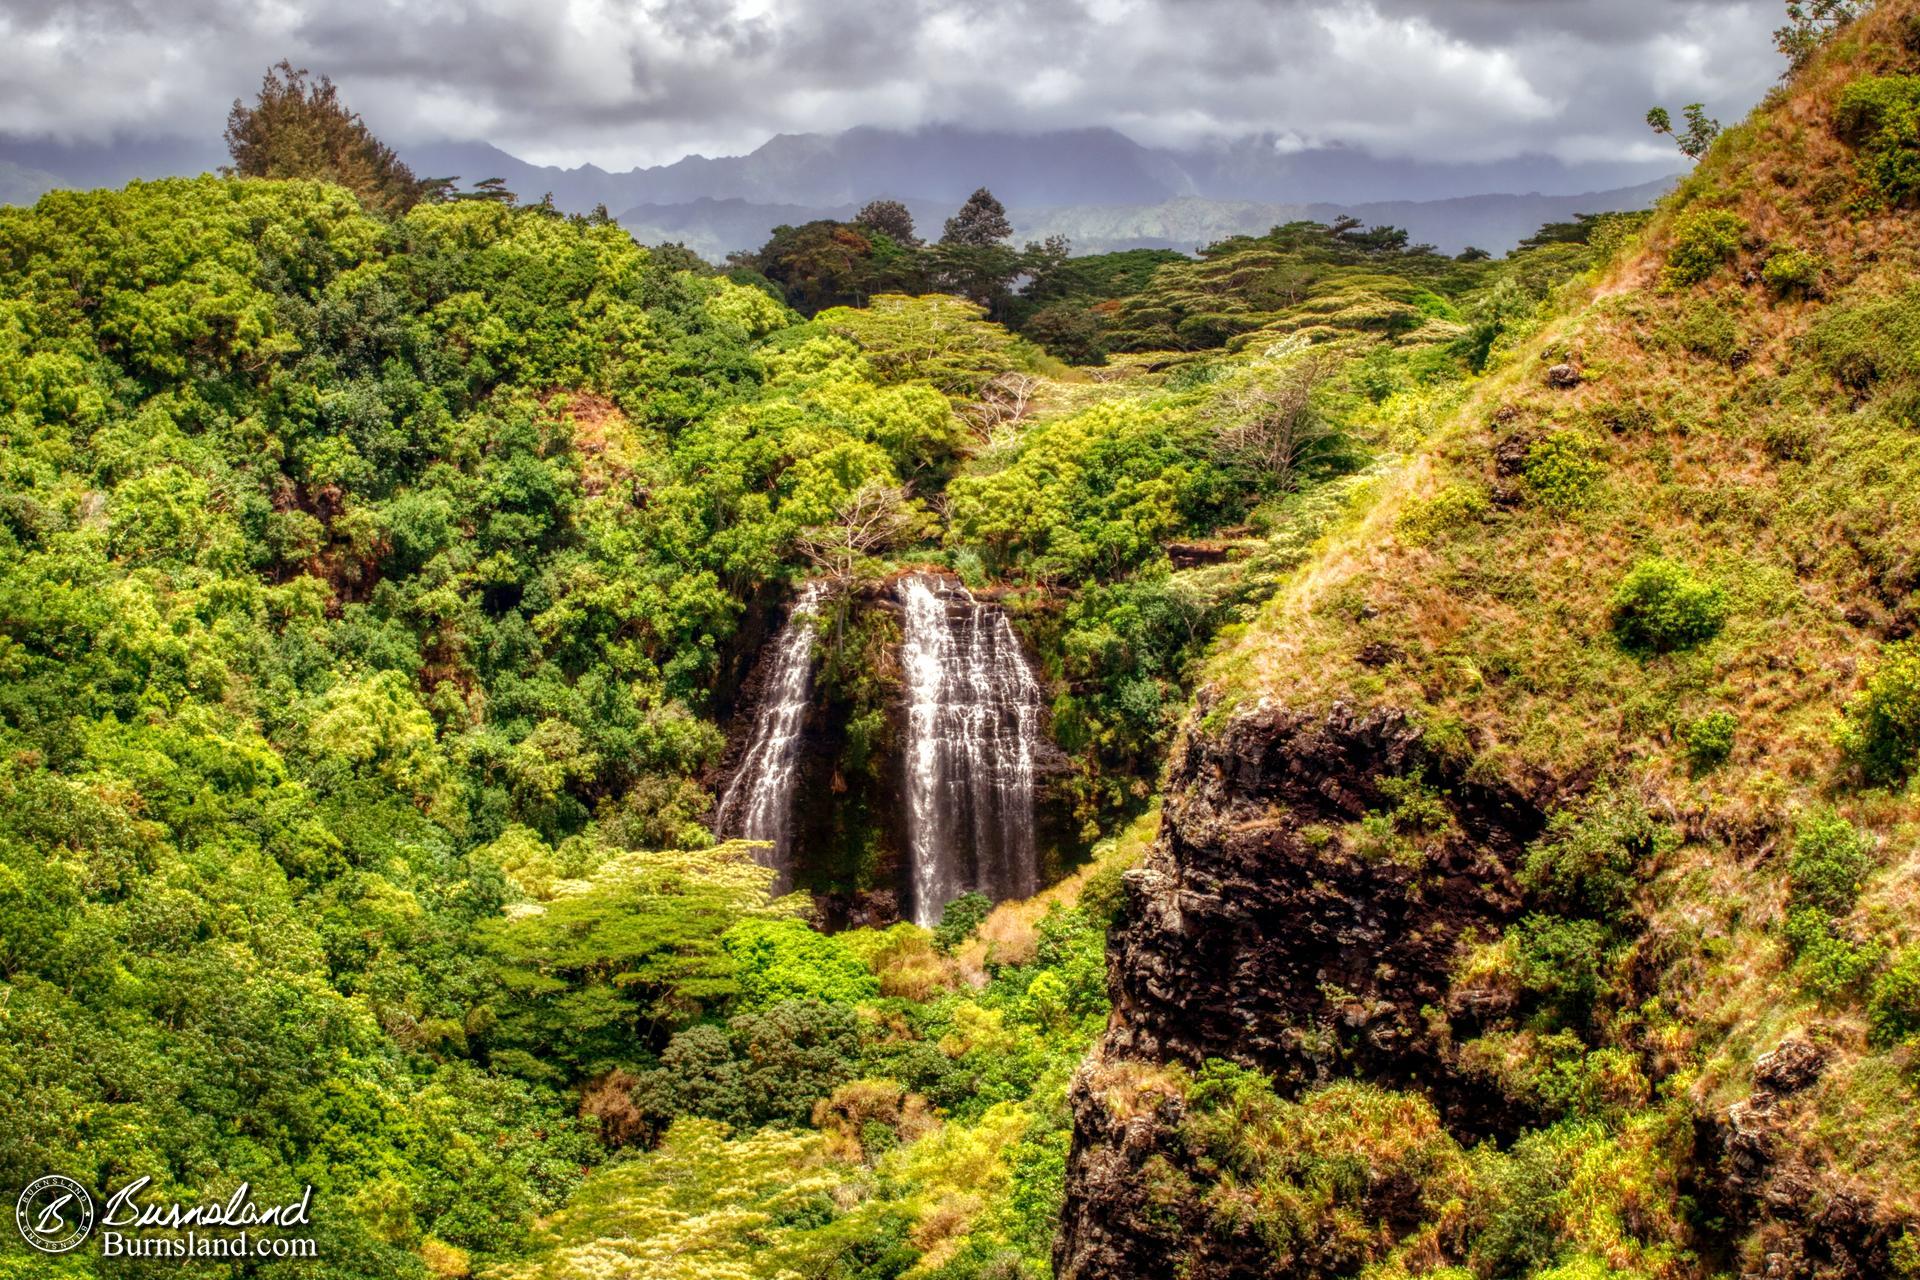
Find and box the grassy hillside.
[1061,4,1920,1276]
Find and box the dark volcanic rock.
[1055,699,1920,1280]
[1056,698,1547,1279]
[1099,699,1539,1132]
[1753,1036,1826,1095]
[1698,1079,1912,1280]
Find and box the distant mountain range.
[400,125,1681,212]
[612,183,1676,261]
[0,124,1683,257]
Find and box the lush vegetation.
[1173,2,1920,1275]
[25,11,1920,1277]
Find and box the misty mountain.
[1015,182,1680,256]
[0,136,226,192]
[410,125,1682,213]
[0,160,62,208]
[4,123,1684,222]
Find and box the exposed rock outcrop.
[1058,698,1915,1279]
[1057,698,1547,1278]
[1101,699,1540,1124]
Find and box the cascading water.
[897,573,1045,926]
[714,582,826,882]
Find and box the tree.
[1022,304,1107,366]
[483,844,796,1076]
[817,294,1035,396]
[942,187,1013,247]
[742,220,869,312]
[855,198,918,245]
[1207,346,1346,494]
[224,60,427,215]
[932,240,1024,308]
[965,370,1044,440]
[1338,223,1414,254]
[456,176,519,205]
[1646,104,1722,159]
[794,479,928,586]
[1774,0,1866,75]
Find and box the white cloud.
[0,0,1782,168]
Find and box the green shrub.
[1470,1124,1590,1275]
[1662,208,1747,286]
[1893,1231,1920,1280]
[1761,245,1824,293]
[631,999,862,1130]
[1397,482,1490,544]
[1785,909,1884,1001]
[1670,299,1748,363]
[1513,915,1611,1020]
[1609,558,1727,653]
[1838,639,1920,784]
[1834,75,1920,204]
[1522,431,1607,512]
[1684,710,1738,771]
[1788,810,1873,916]
[934,891,994,952]
[1520,789,1672,917]
[1803,286,1920,395]
[720,918,881,1011]
[1868,946,1920,1047]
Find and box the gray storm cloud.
[0,0,1783,166]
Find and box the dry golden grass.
[1084,1054,1187,1123]
[1196,0,1920,1221]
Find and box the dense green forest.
[0,90,1612,1273]
[7,3,1920,1277]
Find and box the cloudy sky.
[0,0,1784,168]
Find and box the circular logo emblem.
[15,1175,94,1254]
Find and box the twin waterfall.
[716,574,1046,925]
[896,574,1044,925]
[714,582,826,884]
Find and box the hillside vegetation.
[1060,3,1920,1277]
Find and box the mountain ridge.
[3,122,1684,217]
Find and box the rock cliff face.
[1055,698,1916,1280]
[1057,698,1546,1278]
[1099,700,1540,1115]
[1693,1037,1908,1280]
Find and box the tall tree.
[1774,1,1866,75]
[941,187,1012,247]
[854,198,918,245]
[224,61,429,216]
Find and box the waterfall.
[897,573,1045,927]
[715,582,826,882]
